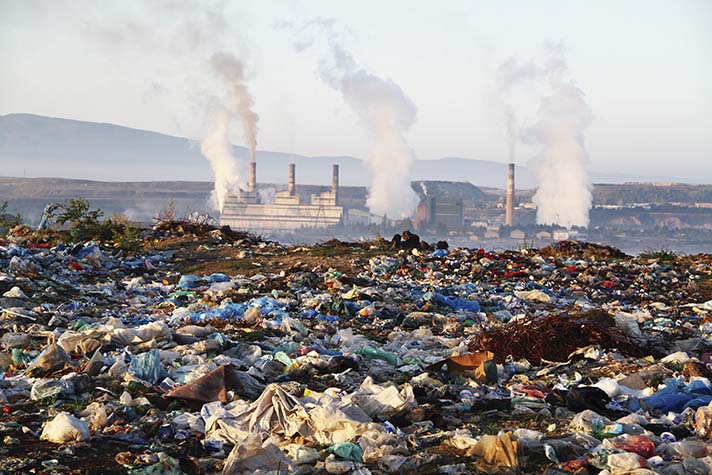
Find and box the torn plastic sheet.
[205,383,380,446]
[349,377,416,421]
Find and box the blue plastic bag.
[129,349,166,385]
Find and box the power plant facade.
[220,162,344,231]
[219,155,515,233]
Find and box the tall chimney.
[248,148,256,193]
[332,164,339,204]
[288,163,296,197]
[505,162,515,226]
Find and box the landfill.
[2,225,712,475]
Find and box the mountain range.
[0,113,700,188]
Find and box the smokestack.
[288,163,296,197]
[505,163,515,226]
[332,164,339,204]
[248,148,256,193]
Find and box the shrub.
[0,202,22,236]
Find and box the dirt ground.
[155,236,388,278]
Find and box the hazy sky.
[1,0,710,180]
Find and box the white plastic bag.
[40,412,90,443]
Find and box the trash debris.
[166,364,264,405]
[2,233,712,474]
[40,412,90,443]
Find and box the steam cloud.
[497,58,542,164]
[205,52,260,209]
[201,107,241,211]
[291,20,419,219]
[84,1,258,212]
[498,46,592,228]
[209,52,259,165]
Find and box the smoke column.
[200,107,241,211]
[83,2,258,211]
[207,52,260,199]
[497,58,542,164]
[498,48,592,228]
[527,79,592,227]
[293,20,419,219]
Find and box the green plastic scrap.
[355,346,399,366]
[11,348,32,366]
[274,351,295,366]
[73,318,88,331]
[126,454,184,475]
[329,442,363,462]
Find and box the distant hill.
[594,183,712,205]
[0,113,703,187]
[0,176,491,224]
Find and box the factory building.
[415,196,464,230]
[220,163,344,231]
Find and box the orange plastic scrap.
[445,351,497,383]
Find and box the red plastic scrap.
[68,261,83,271]
[26,242,51,249]
[518,385,549,399]
[612,435,656,459]
[477,249,495,259]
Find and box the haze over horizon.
[1,0,711,183]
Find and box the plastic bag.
[222,434,295,475]
[330,442,364,462]
[351,376,416,421]
[128,349,166,385]
[696,404,712,438]
[26,343,70,376]
[40,412,90,443]
[31,379,75,401]
[467,432,520,475]
[283,444,319,465]
[0,331,30,349]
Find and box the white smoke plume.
[83,1,258,211]
[208,52,259,165]
[497,58,542,164]
[290,19,419,219]
[498,46,592,228]
[201,106,241,211]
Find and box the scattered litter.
[2,233,712,474]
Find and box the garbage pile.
[152,219,261,244]
[2,234,712,475]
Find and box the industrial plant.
[219,152,520,233]
[220,161,344,231]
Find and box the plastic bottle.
[459,389,476,407]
